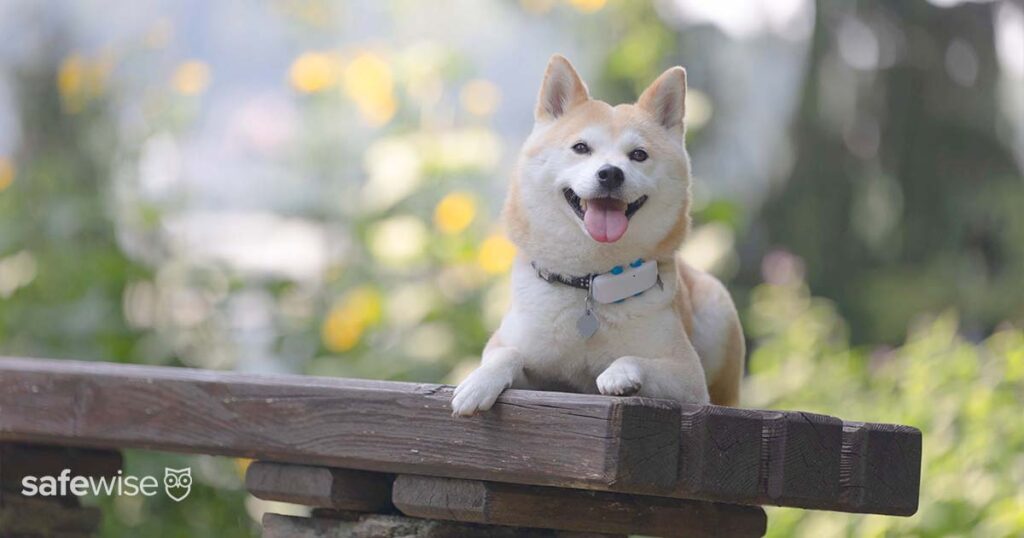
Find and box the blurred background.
[0,0,1022,535]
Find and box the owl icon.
[163,467,192,502]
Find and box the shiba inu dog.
[451,55,744,416]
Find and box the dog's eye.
[629,149,648,162]
[571,142,590,155]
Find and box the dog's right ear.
[535,55,589,123]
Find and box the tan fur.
[507,99,692,262]
[452,55,745,416]
[677,260,745,406]
[503,172,530,245]
[708,319,744,406]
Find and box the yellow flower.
[289,52,339,93]
[568,0,606,13]
[0,158,14,192]
[478,234,517,275]
[58,55,84,102]
[56,53,111,113]
[322,307,365,352]
[172,60,211,96]
[343,287,383,326]
[459,79,501,117]
[434,192,477,234]
[342,52,396,126]
[58,54,89,113]
[321,286,383,352]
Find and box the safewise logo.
[20,467,192,502]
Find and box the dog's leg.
[596,354,710,404]
[451,343,526,417]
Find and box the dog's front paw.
[597,360,643,396]
[451,368,508,417]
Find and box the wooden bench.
[0,357,922,537]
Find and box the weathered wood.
[246,462,393,512]
[0,443,122,495]
[262,512,624,538]
[309,509,363,522]
[0,357,679,492]
[671,405,920,515]
[0,495,101,535]
[392,475,767,538]
[840,422,922,516]
[0,357,922,516]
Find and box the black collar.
[531,262,593,290]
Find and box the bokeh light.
[172,60,211,95]
[289,52,340,93]
[342,52,396,126]
[477,234,517,275]
[434,192,477,235]
[0,157,13,192]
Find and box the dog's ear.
[535,55,589,122]
[637,66,687,131]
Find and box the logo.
[163,467,192,502]
[20,467,192,502]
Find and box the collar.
[531,259,662,303]
[531,261,594,290]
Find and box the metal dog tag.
[576,284,599,339]
[577,308,599,339]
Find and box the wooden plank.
[0,495,101,535]
[262,512,624,538]
[764,411,843,509]
[670,405,920,515]
[392,475,767,538]
[0,357,679,492]
[840,422,922,516]
[0,357,921,515]
[246,462,393,512]
[1,443,122,494]
[676,406,766,502]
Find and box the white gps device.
[591,259,659,304]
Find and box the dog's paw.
[451,368,508,417]
[597,361,643,396]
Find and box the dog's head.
[505,55,692,272]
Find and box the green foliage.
[745,278,1024,537]
[92,452,256,538]
[0,62,148,363]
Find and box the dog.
[451,55,744,416]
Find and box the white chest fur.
[498,257,686,391]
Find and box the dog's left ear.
[637,66,686,131]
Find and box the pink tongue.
[583,199,629,243]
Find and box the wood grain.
[0,357,921,516]
[246,462,393,512]
[0,495,101,535]
[0,357,678,492]
[840,422,922,516]
[392,474,766,538]
[1,443,122,495]
[670,404,920,515]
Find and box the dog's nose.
[596,165,624,190]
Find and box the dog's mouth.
[563,188,648,243]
